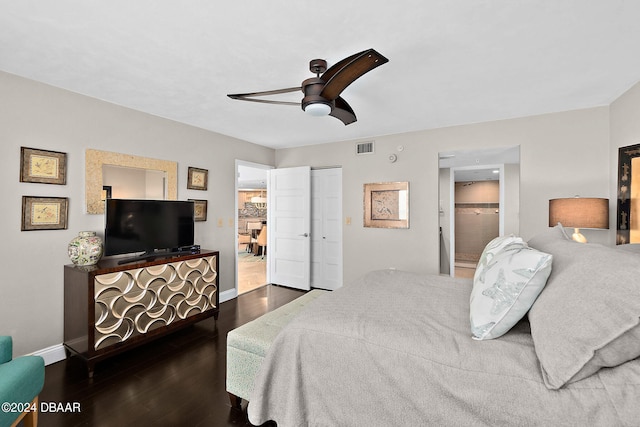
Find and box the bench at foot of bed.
[226,289,328,408]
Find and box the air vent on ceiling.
[356,141,375,155]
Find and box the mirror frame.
[85,149,178,214]
[616,143,640,244]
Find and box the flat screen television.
[104,199,195,259]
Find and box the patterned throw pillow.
[470,241,553,340]
[473,235,524,284]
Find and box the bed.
[247,226,640,426]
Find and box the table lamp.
[549,197,609,243]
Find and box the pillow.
[527,223,570,248]
[473,235,524,284]
[616,243,640,254]
[470,240,553,340]
[527,230,640,389]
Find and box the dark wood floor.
[38,285,305,427]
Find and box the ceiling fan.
[227,48,389,125]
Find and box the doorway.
[236,160,271,295]
[438,146,520,278]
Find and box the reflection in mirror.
[438,146,520,278]
[86,149,177,214]
[103,165,166,200]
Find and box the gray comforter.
[248,270,640,426]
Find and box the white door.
[268,166,311,290]
[311,169,343,290]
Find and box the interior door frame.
[234,159,273,295]
[448,164,504,277]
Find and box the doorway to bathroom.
[438,146,520,278]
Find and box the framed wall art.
[617,143,640,244]
[190,199,208,221]
[20,147,67,185]
[187,167,208,191]
[363,182,409,229]
[21,196,69,231]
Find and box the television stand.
[63,250,219,377]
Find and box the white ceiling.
[2,1,639,150]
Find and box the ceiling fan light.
[304,102,331,117]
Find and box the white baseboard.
[220,288,237,303]
[32,343,67,366]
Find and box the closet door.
[310,168,343,290]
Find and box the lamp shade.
[548,198,609,229]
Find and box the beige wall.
[0,71,275,356]
[276,107,611,285]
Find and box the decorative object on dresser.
[363,181,409,228]
[21,196,69,231]
[68,231,103,266]
[548,196,609,242]
[187,166,208,190]
[20,146,67,185]
[64,250,219,377]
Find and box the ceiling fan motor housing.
[301,77,333,113]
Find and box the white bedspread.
[248,270,640,426]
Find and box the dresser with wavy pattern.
[64,251,219,377]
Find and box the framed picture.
[617,143,640,244]
[190,199,208,221]
[20,147,67,185]
[21,196,69,231]
[187,167,208,191]
[363,182,409,229]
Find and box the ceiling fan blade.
[329,97,357,125]
[320,49,389,101]
[227,86,301,106]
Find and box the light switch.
[345,217,352,225]
[217,218,223,227]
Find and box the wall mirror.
[616,143,640,244]
[86,149,178,214]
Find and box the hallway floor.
[238,249,267,294]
